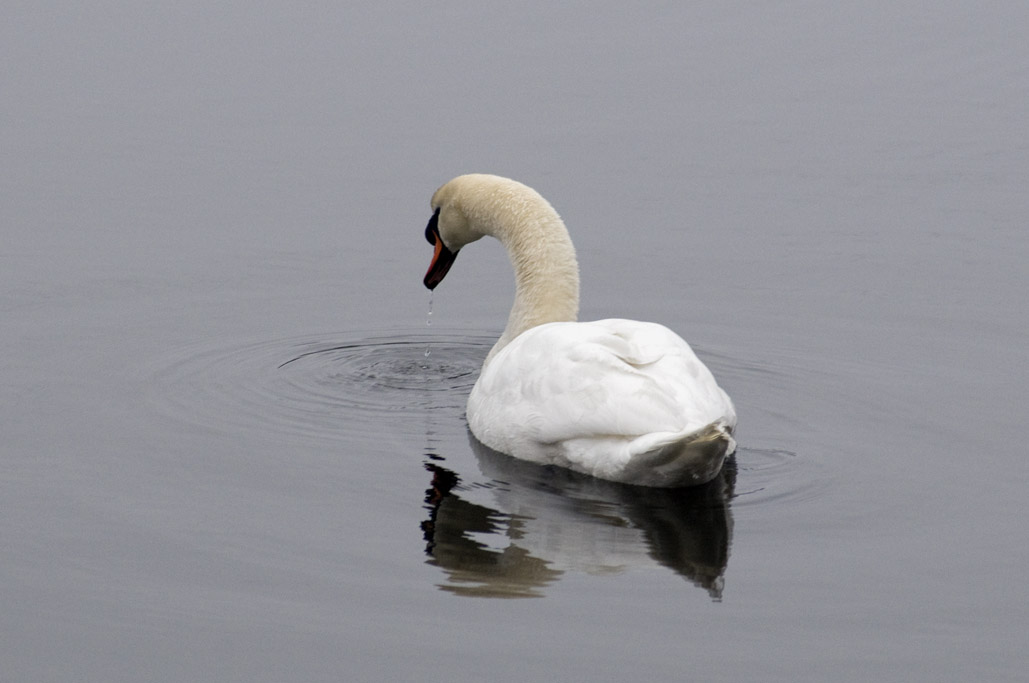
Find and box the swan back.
[468,319,736,487]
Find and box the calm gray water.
[3,2,1027,681]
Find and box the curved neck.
[485,205,580,364]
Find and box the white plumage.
[422,174,736,487]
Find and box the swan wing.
[468,319,736,471]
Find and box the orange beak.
[423,209,458,290]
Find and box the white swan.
[422,174,736,488]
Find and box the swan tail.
[621,421,736,488]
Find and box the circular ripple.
[730,446,830,509]
[148,331,833,509]
[148,330,495,445]
[696,346,835,511]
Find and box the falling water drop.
[424,292,433,361]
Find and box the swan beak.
[423,210,458,290]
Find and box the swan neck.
[487,207,580,363]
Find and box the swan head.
[422,175,493,290]
[423,207,458,290]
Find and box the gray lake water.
[3,2,1027,681]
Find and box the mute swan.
[422,174,736,488]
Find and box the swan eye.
[424,208,441,245]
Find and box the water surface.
[3,2,1027,681]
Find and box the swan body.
[422,174,736,487]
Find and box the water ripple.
[701,346,835,512]
[148,332,831,511]
[148,330,493,445]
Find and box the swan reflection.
[422,435,735,599]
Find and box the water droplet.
[424,292,434,362]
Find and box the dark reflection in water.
[422,460,564,598]
[422,436,736,599]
